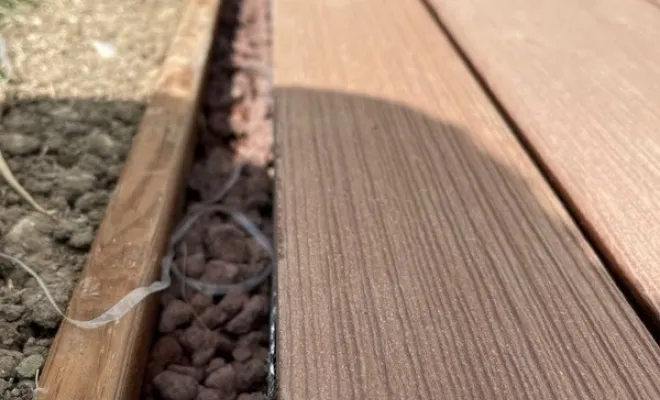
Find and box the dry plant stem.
[0,148,54,215]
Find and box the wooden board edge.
[419,0,660,334]
[38,0,222,399]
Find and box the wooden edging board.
[38,0,221,398]
[423,0,660,327]
[273,0,660,398]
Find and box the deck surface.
[424,0,660,324]
[273,0,660,399]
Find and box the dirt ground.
[0,1,183,398]
[142,0,275,399]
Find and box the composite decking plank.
[273,0,660,399]
[423,0,660,325]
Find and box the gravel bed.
[142,0,274,399]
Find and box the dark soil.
[142,0,274,399]
[0,98,143,398]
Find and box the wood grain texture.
[423,0,660,325]
[273,0,660,399]
[38,0,220,398]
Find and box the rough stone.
[153,370,199,400]
[0,133,41,155]
[67,227,95,249]
[0,378,10,394]
[0,350,23,378]
[0,321,21,347]
[0,304,25,322]
[14,354,44,379]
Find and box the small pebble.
[0,133,41,155]
[58,170,96,201]
[236,331,268,348]
[199,304,228,330]
[75,191,108,213]
[202,260,239,284]
[189,292,213,313]
[0,378,10,393]
[86,132,116,158]
[23,342,47,357]
[232,347,252,362]
[234,359,267,392]
[159,299,194,333]
[0,350,22,378]
[14,354,44,379]
[218,288,249,316]
[0,321,21,347]
[52,221,76,241]
[225,295,268,334]
[68,227,95,249]
[204,364,236,393]
[151,336,183,368]
[205,358,227,375]
[183,253,206,278]
[0,304,25,322]
[22,287,64,329]
[216,332,236,354]
[16,379,35,390]
[252,347,269,361]
[180,325,222,352]
[192,348,216,367]
[153,370,198,400]
[205,224,250,263]
[168,364,205,382]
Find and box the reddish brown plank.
[38,0,220,398]
[424,0,660,324]
[274,0,660,399]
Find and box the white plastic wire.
[0,165,273,330]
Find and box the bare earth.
[0,1,183,398]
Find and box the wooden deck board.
[424,0,660,324]
[273,0,660,399]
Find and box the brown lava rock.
[232,347,252,362]
[205,364,236,394]
[181,325,223,353]
[184,253,207,278]
[159,299,194,333]
[189,292,214,313]
[205,224,250,263]
[153,370,199,400]
[202,260,240,284]
[168,364,206,382]
[151,336,184,368]
[199,304,229,330]
[192,348,217,367]
[219,288,250,315]
[206,358,227,374]
[225,295,268,335]
[234,359,267,392]
[144,0,273,397]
